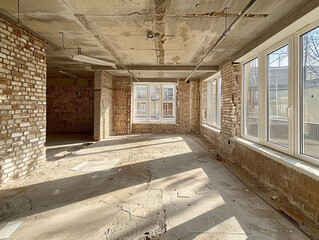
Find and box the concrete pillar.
[94,71,102,141]
[94,71,113,141]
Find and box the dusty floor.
[46,134,94,160]
[0,134,311,240]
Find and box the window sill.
[133,122,176,125]
[201,124,221,133]
[234,137,319,182]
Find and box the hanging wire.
[59,32,65,51]
[17,0,20,23]
[225,7,229,30]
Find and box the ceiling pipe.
[0,10,64,52]
[116,63,141,83]
[184,0,258,83]
[17,0,20,23]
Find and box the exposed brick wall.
[112,77,132,135]
[221,61,241,138]
[232,142,319,224]
[94,71,113,140]
[132,79,200,134]
[0,17,46,184]
[200,60,319,225]
[133,123,181,133]
[47,84,94,133]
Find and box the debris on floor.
[0,134,311,239]
[271,195,279,201]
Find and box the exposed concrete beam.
[72,14,141,82]
[125,78,178,82]
[91,65,218,72]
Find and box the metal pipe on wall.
[184,0,258,83]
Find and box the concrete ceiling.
[0,0,316,79]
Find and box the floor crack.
[120,206,132,219]
[105,206,118,240]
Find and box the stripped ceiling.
[0,0,316,79]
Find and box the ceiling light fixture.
[147,31,154,38]
[59,70,77,78]
[72,54,117,69]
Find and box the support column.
[94,71,102,141]
[94,71,113,141]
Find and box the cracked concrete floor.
[0,134,310,240]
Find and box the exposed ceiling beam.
[127,78,178,82]
[73,13,141,82]
[91,65,218,72]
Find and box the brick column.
[220,60,241,159]
[112,77,132,135]
[221,61,241,138]
[0,16,46,184]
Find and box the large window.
[206,74,221,128]
[133,83,176,123]
[241,19,319,165]
[300,25,319,160]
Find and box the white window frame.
[134,85,148,122]
[263,36,294,156]
[162,84,175,122]
[241,55,261,143]
[149,83,162,121]
[240,13,319,166]
[133,82,176,124]
[205,72,221,129]
[294,19,319,166]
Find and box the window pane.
[134,102,147,121]
[244,58,258,138]
[217,77,221,128]
[301,26,319,159]
[267,45,289,147]
[163,102,174,120]
[135,86,147,99]
[150,100,160,120]
[207,82,212,124]
[150,85,160,100]
[163,85,174,100]
[212,80,217,125]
